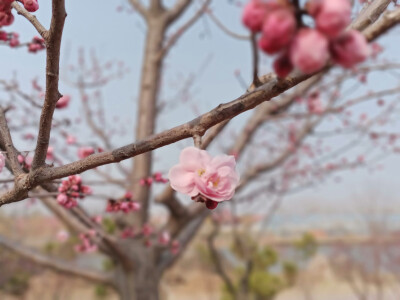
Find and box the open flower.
[168,147,239,204]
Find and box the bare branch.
[11,1,48,39]
[207,9,250,40]
[165,0,193,25]
[31,0,66,170]
[129,0,148,17]
[0,108,24,175]
[158,0,211,59]
[0,234,115,286]
[207,221,236,295]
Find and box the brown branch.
[207,221,236,296]
[165,0,193,25]
[0,234,115,286]
[251,33,261,87]
[207,9,250,40]
[158,0,211,60]
[158,209,208,273]
[31,0,66,170]
[0,108,24,176]
[11,2,48,39]
[129,0,148,17]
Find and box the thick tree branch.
[0,234,115,286]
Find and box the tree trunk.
[114,240,162,300]
[131,20,166,224]
[115,264,160,300]
[115,243,161,300]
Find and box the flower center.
[212,178,220,188]
[197,168,206,176]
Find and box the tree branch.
[165,0,193,25]
[0,107,24,176]
[158,0,210,60]
[11,1,48,39]
[0,234,115,286]
[129,0,148,17]
[31,0,66,170]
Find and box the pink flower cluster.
[18,154,32,171]
[139,172,168,186]
[57,175,92,209]
[28,36,45,53]
[105,191,141,213]
[75,230,97,253]
[0,31,19,47]
[168,147,240,210]
[0,0,39,28]
[77,146,94,159]
[242,0,370,77]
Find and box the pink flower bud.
[23,0,39,12]
[0,11,14,27]
[290,29,329,74]
[56,230,69,243]
[330,30,370,68]
[78,146,95,159]
[258,8,296,54]
[0,31,7,41]
[66,135,76,145]
[309,0,351,38]
[56,95,70,109]
[242,0,269,32]
[273,52,293,78]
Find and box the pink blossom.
[290,29,330,74]
[308,0,351,39]
[22,0,39,12]
[242,0,269,32]
[56,230,69,243]
[0,11,14,27]
[158,231,171,246]
[121,227,135,239]
[258,8,296,54]
[56,95,70,109]
[78,146,95,159]
[170,240,180,255]
[142,223,153,237]
[307,93,323,114]
[168,147,239,203]
[330,30,370,68]
[46,146,54,161]
[66,134,76,145]
[0,31,7,41]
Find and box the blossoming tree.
[0,0,400,299]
